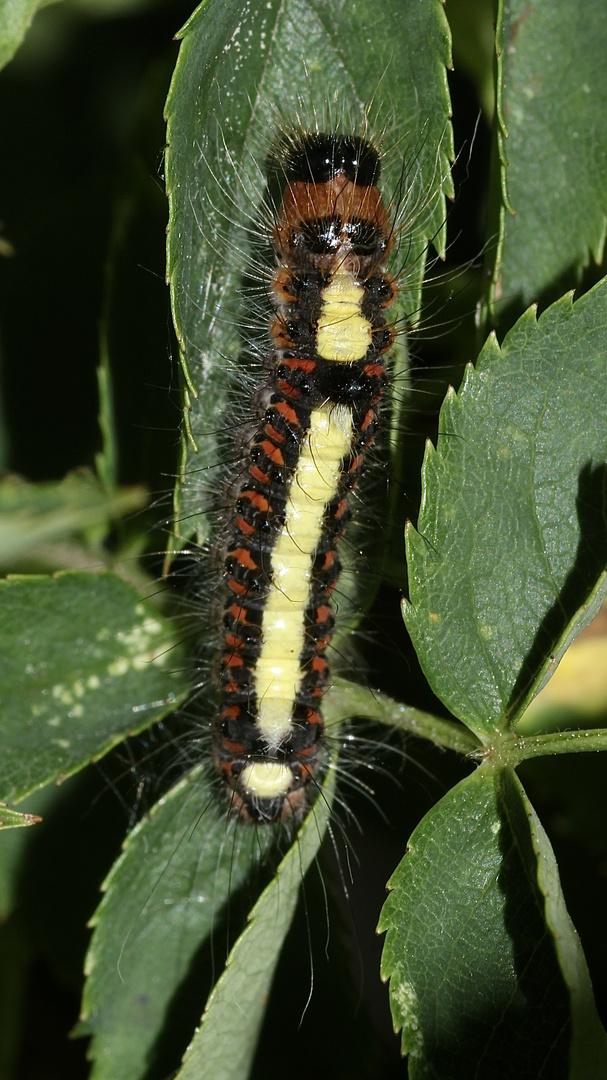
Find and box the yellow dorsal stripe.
[254,403,354,748]
[316,269,372,363]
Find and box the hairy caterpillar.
[204,131,398,823]
[166,83,459,830]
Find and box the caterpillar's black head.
[273,132,381,187]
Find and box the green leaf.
[525,777,607,1078]
[0,571,186,803]
[0,0,44,72]
[165,0,453,549]
[81,764,333,1080]
[175,765,334,1080]
[445,0,495,119]
[379,764,607,1080]
[0,472,147,567]
[404,280,607,737]
[0,782,62,916]
[80,767,274,1080]
[490,0,607,313]
[0,803,41,829]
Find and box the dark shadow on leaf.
[507,461,607,721]
[494,768,572,1078]
[139,844,279,1080]
[404,770,573,1079]
[493,256,607,337]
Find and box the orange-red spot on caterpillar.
[228,602,249,623]
[271,267,299,303]
[277,380,301,399]
[223,653,244,668]
[321,549,337,570]
[260,440,285,465]
[363,362,384,378]
[227,579,249,597]
[242,490,270,513]
[271,320,295,348]
[222,739,244,754]
[274,400,300,426]
[264,423,286,444]
[231,547,257,570]
[281,358,316,373]
[306,709,323,725]
[311,657,329,674]
[249,465,271,485]
[235,515,256,535]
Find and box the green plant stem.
[325,679,481,756]
[327,682,607,766]
[496,727,607,766]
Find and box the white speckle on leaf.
[393,981,419,1020]
[47,673,105,719]
[108,657,129,678]
[117,618,163,651]
[112,617,168,672]
[392,981,423,1053]
[51,684,75,705]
